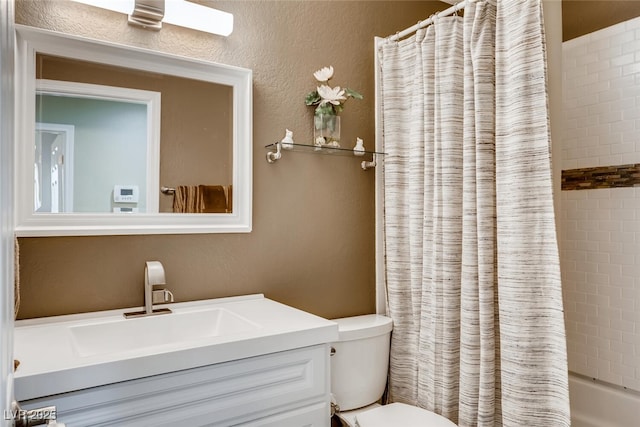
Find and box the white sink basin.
[69,307,260,357]
[13,294,339,401]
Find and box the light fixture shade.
[71,0,134,15]
[71,0,233,36]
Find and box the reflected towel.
[199,185,231,213]
[172,185,199,213]
[172,185,231,213]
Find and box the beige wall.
[563,0,640,41]
[15,0,446,319]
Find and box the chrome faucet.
[124,261,174,318]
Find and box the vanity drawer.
[240,402,328,427]
[21,344,331,427]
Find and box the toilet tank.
[330,314,393,412]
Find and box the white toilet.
[331,314,457,427]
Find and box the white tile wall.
[562,17,640,392]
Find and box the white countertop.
[14,294,338,401]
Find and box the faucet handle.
[145,261,166,285]
[151,289,174,304]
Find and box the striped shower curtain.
[378,1,570,426]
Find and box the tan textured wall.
[15,0,446,319]
[563,0,640,41]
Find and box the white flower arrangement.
[305,66,362,116]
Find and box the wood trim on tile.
[561,164,640,191]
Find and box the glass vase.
[313,114,341,148]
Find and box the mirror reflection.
[35,53,234,214]
[34,122,75,213]
[36,79,157,213]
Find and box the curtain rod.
[385,0,468,43]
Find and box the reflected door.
[35,123,74,212]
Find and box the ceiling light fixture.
[71,0,233,36]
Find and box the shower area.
[560,12,640,427]
[372,1,640,426]
[374,0,570,425]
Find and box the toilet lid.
[355,403,457,427]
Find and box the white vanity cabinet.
[14,296,339,427]
[21,344,331,427]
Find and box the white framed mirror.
[15,25,252,236]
